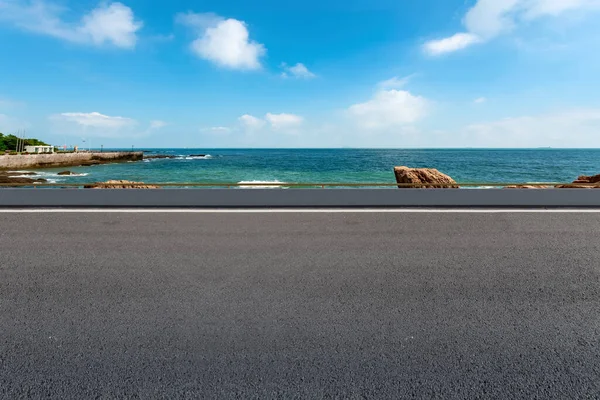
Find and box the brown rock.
[80,160,102,166]
[0,172,47,186]
[394,166,459,188]
[57,171,74,175]
[556,174,600,188]
[555,184,600,189]
[575,174,600,184]
[84,180,160,189]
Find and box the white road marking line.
[0,209,600,213]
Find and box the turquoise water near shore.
[14,148,600,185]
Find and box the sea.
[12,148,600,187]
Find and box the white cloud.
[202,126,231,133]
[265,113,303,130]
[423,33,482,55]
[149,120,167,129]
[176,12,265,70]
[55,112,136,129]
[424,0,600,54]
[377,75,416,89]
[281,63,316,79]
[50,111,141,138]
[348,90,429,130]
[80,3,142,48]
[0,1,142,49]
[474,97,487,104]
[239,114,266,130]
[238,113,304,132]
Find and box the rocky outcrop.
[394,166,459,188]
[58,171,74,175]
[0,172,47,186]
[555,174,600,188]
[575,174,600,184]
[84,180,160,189]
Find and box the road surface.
[1,211,599,398]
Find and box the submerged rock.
[57,171,74,175]
[393,166,459,188]
[84,180,160,189]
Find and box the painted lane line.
[1,208,600,213]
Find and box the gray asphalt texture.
[1,212,600,399]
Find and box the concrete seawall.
[0,152,143,170]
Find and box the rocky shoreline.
[393,166,600,189]
[0,171,48,185]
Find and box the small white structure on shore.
[24,145,54,154]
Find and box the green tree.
[0,134,49,152]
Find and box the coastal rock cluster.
[394,167,600,189]
[84,180,160,189]
[0,171,46,185]
[394,166,459,188]
[556,174,600,188]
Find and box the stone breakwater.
[0,152,143,170]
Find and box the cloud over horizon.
[348,89,429,130]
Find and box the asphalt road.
[1,211,600,399]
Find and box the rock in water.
[0,172,47,185]
[57,171,74,175]
[555,174,600,188]
[394,166,459,188]
[576,174,600,184]
[84,180,160,189]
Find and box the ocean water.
[18,148,600,186]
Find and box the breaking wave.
[237,180,286,189]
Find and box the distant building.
[24,145,54,154]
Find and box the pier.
[0,151,143,170]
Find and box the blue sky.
[1,0,600,148]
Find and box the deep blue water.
[16,148,600,186]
